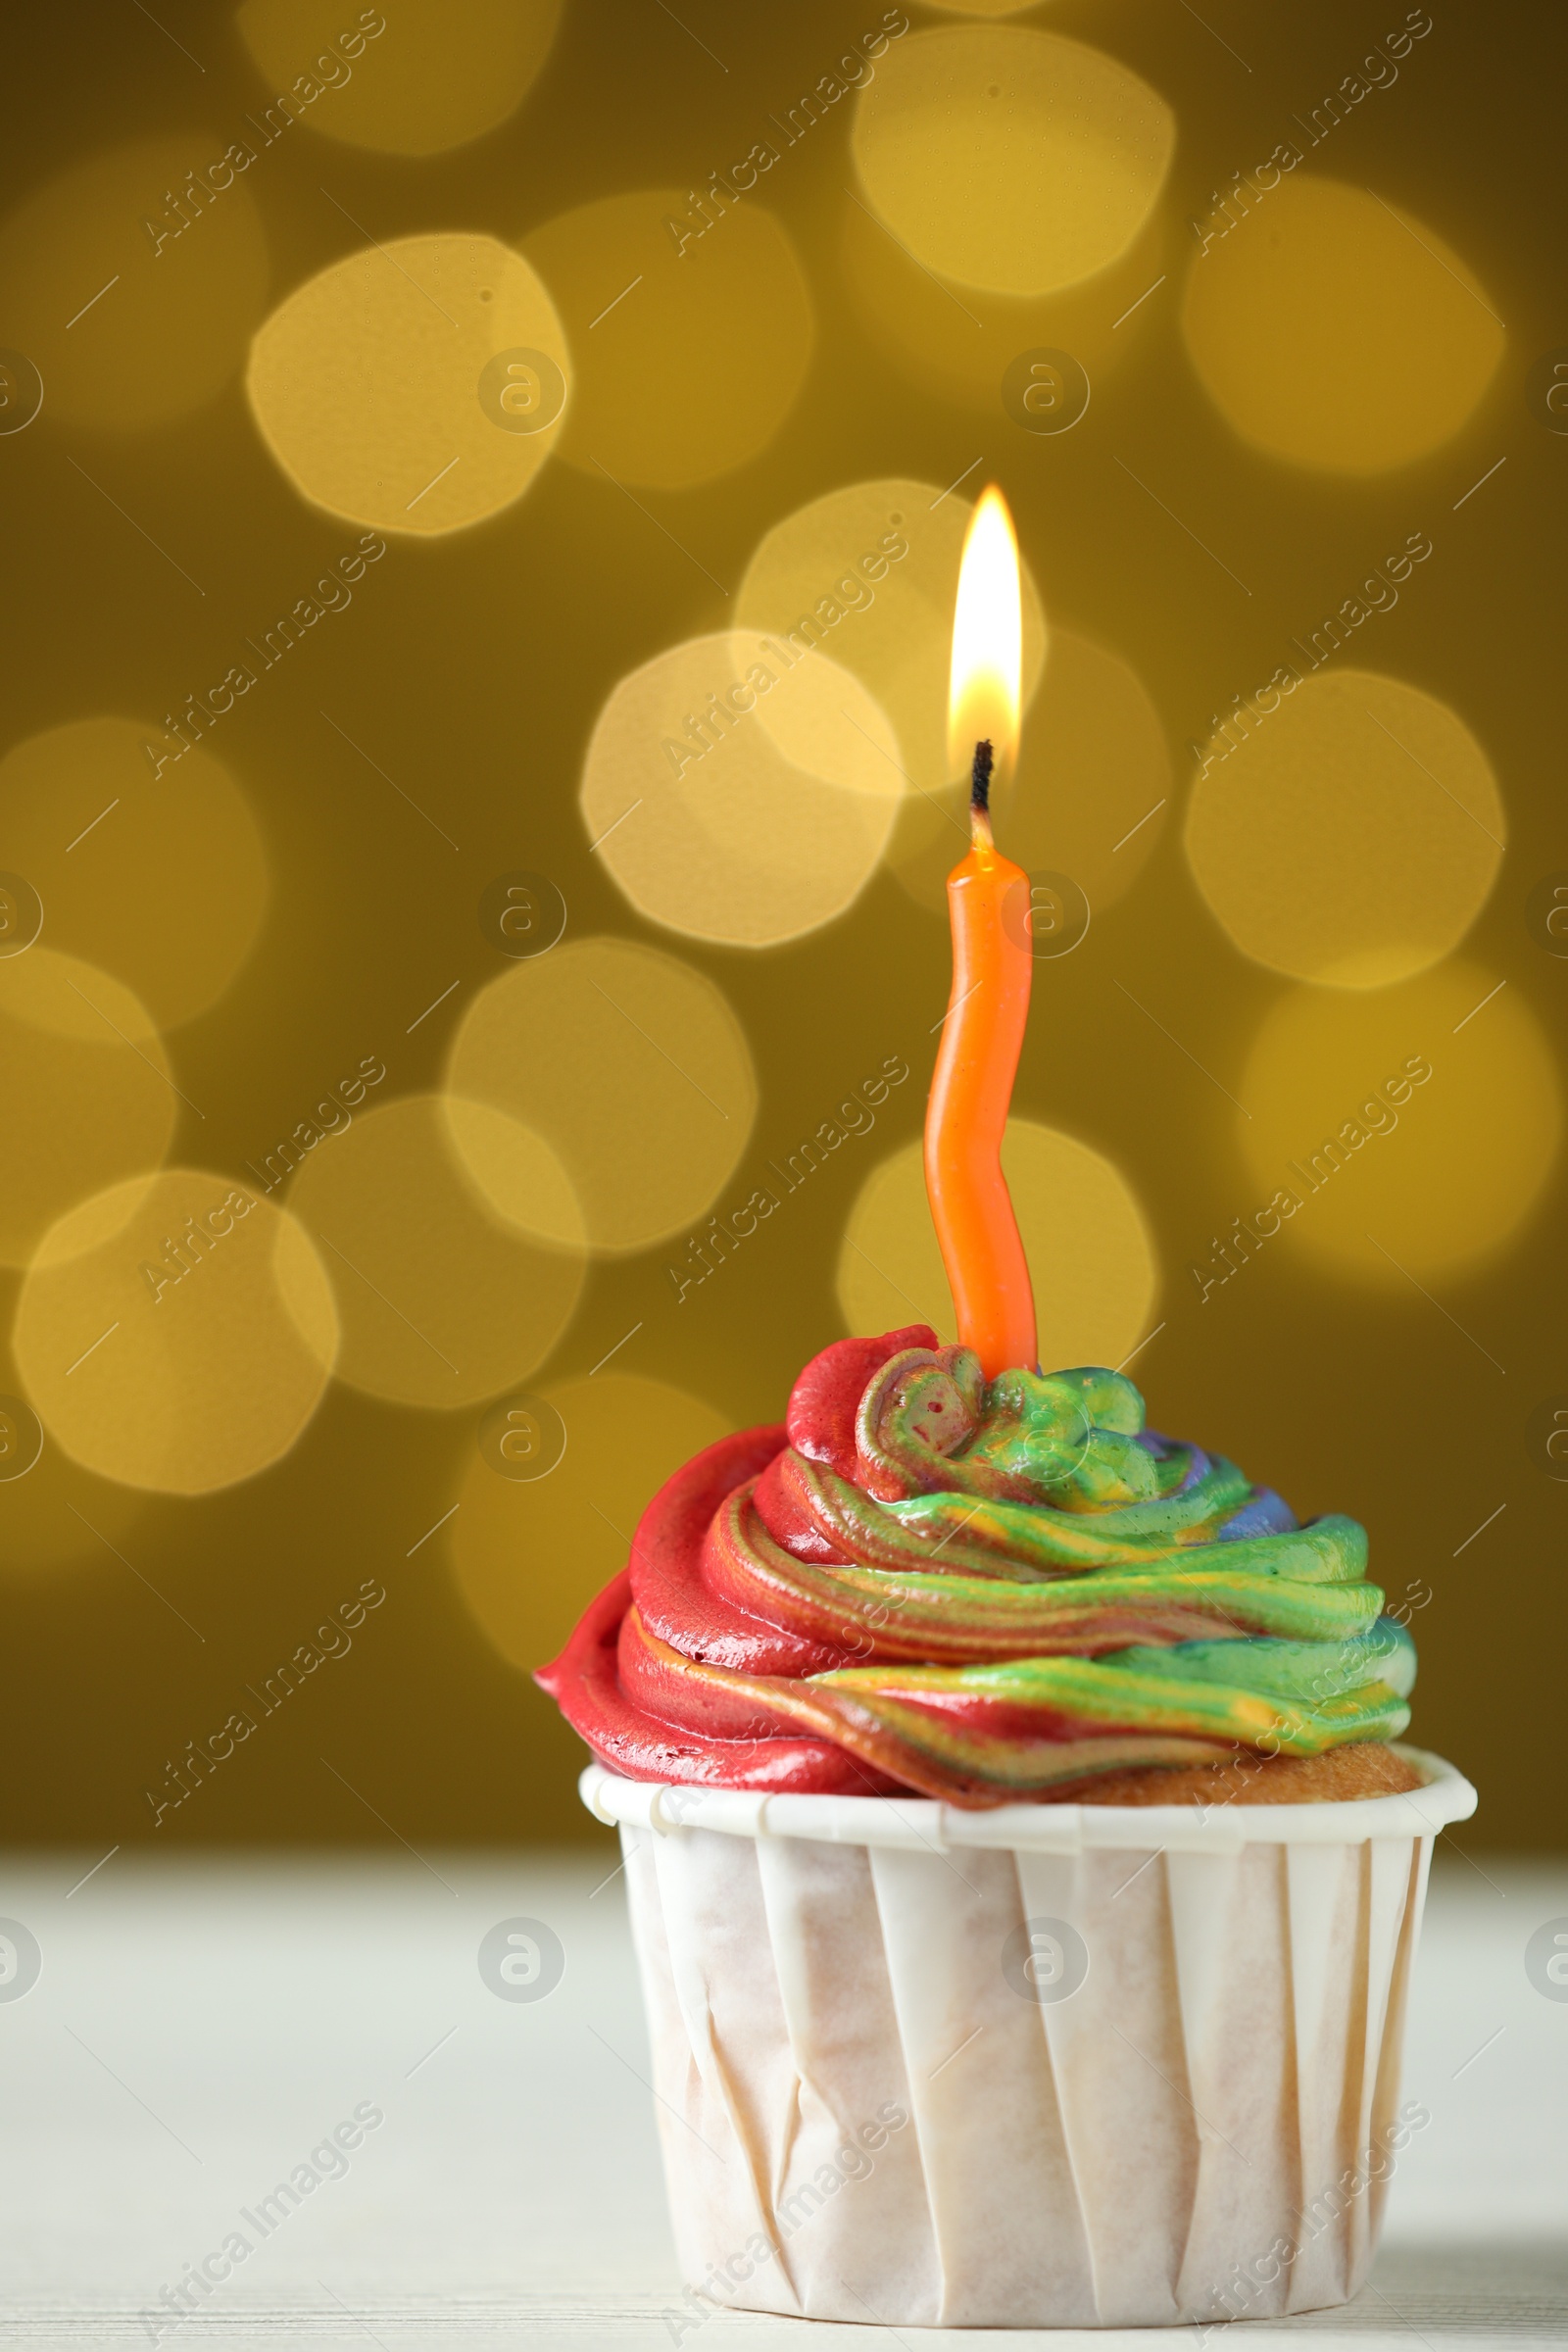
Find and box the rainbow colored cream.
[538,1326,1414,1807]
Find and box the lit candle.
[923,486,1038,1380]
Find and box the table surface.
[1,1847,1564,2351]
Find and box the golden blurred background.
[1,0,1561,1849]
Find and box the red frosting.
[787,1323,937,1477]
[534,1330,934,1794]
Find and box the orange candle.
[924,488,1038,1379]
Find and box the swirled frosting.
[537,1325,1414,1807]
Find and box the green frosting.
[762,1351,1417,1785]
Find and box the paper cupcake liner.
[582,1747,1476,2329]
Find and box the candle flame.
[948,485,1022,791]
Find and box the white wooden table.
[2,1850,1564,2349]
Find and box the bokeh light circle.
[15,1172,337,1494]
[247,233,568,535]
[838,1121,1158,1373]
[445,938,757,1254]
[894,626,1170,917]
[450,1373,730,1673]
[285,1092,586,1409]
[1236,962,1560,1286]
[1186,667,1504,988]
[0,138,270,434]
[0,950,176,1271]
[1182,176,1505,474]
[236,0,563,157]
[0,719,268,1027]
[523,191,813,490]
[580,629,903,947]
[852,26,1175,298]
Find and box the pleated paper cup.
[582,1748,1475,2330]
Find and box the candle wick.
[969,738,994,847]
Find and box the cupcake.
[538,1323,1475,2328]
[541,481,1472,2328]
